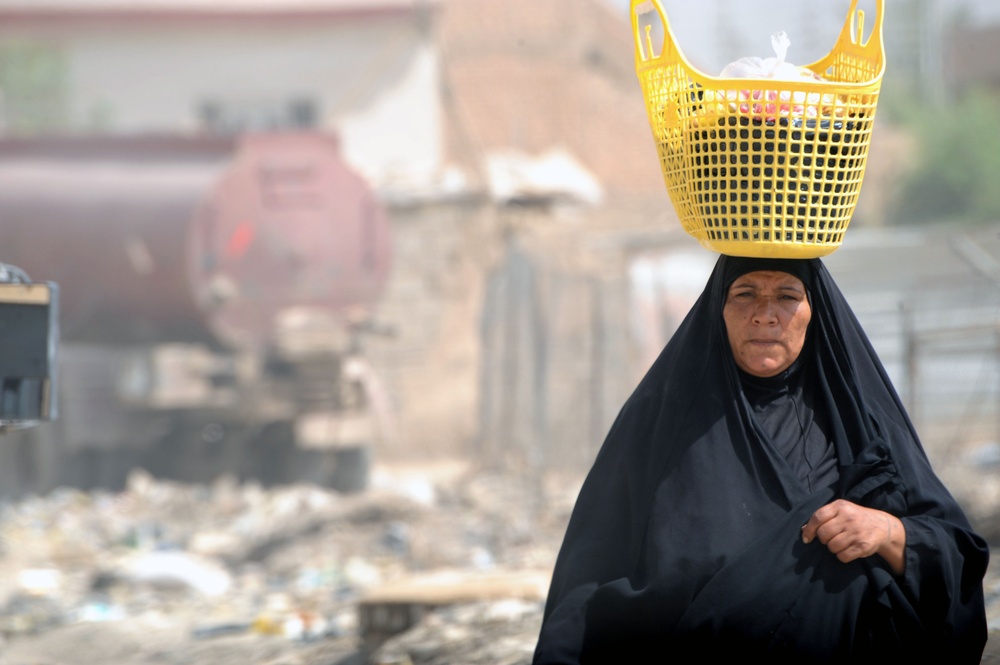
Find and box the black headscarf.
[722,255,815,293]
[724,256,838,494]
[533,255,988,664]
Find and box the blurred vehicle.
[0,132,392,497]
[0,263,57,432]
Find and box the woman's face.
[723,270,812,377]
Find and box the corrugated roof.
[435,0,666,197]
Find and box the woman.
[532,255,988,664]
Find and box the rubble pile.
[0,463,580,665]
[371,599,543,665]
[1,460,998,664]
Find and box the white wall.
[3,14,443,188]
[338,42,442,189]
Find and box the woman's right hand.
[801,499,906,575]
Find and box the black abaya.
[532,255,988,664]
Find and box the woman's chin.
[741,359,789,378]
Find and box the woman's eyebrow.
[777,284,805,294]
[729,282,805,296]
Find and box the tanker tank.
[0,132,391,349]
[0,132,393,496]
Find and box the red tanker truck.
[0,132,393,497]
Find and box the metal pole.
[901,300,919,424]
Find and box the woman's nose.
[751,298,778,323]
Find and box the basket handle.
[805,0,885,80]
[835,0,885,59]
[631,0,672,64]
[633,0,885,74]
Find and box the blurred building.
[0,0,444,194]
[0,0,667,199]
[434,0,663,197]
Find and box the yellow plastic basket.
[632,0,885,258]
